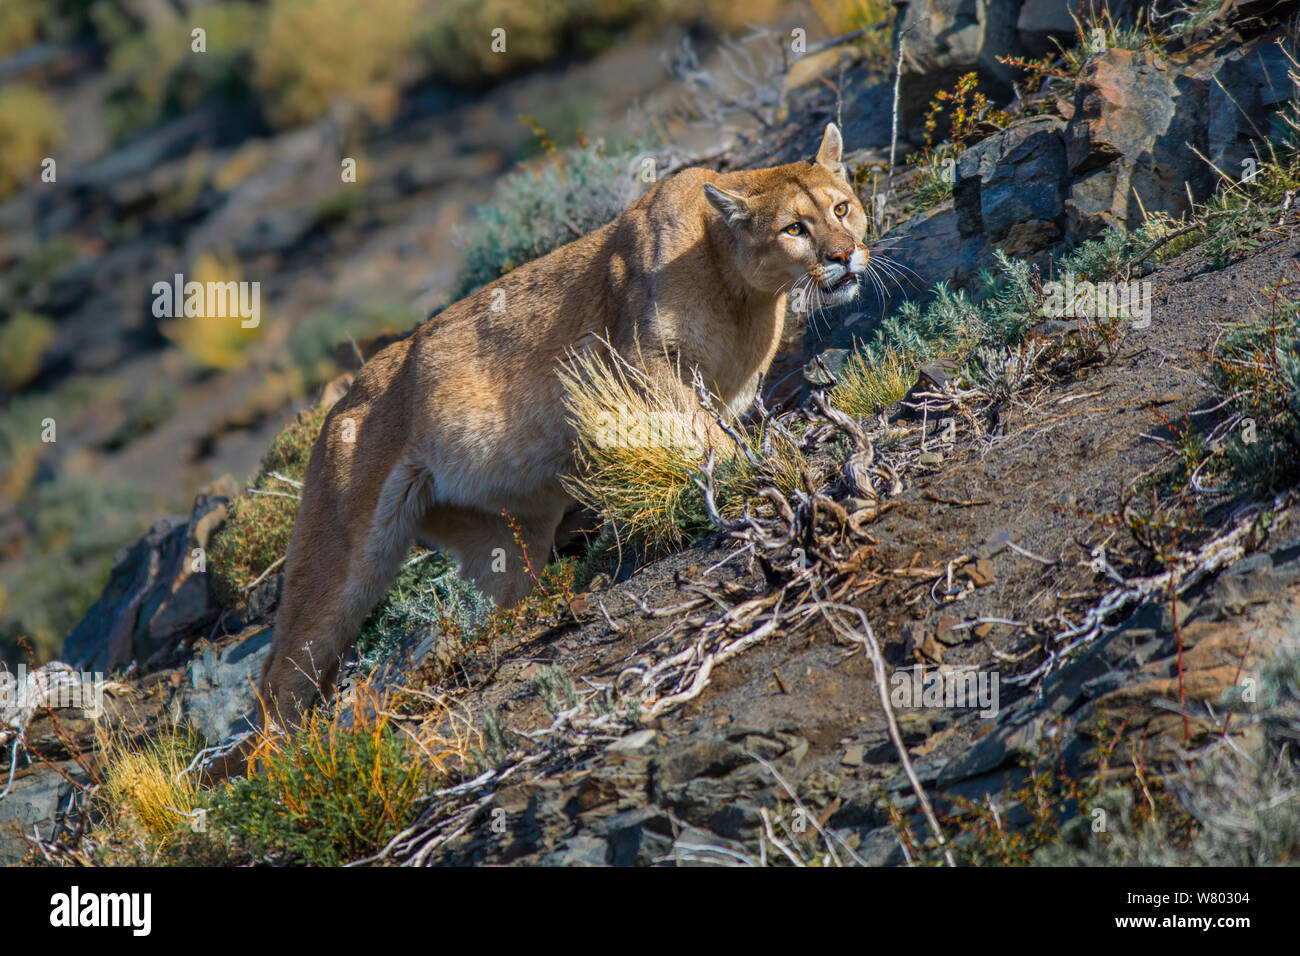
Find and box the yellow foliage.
[559,340,810,553]
[831,345,917,417]
[0,84,63,198]
[98,725,207,846]
[160,253,264,370]
[0,0,42,57]
[254,0,424,128]
[0,311,56,391]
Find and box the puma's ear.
[815,122,844,177]
[703,182,751,226]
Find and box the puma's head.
[703,123,869,308]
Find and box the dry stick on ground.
[1124,209,1236,277]
[818,595,956,867]
[241,553,286,593]
[367,394,980,863]
[746,747,863,866]
[1007,495,1283,687]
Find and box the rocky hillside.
[2,0,1300,867]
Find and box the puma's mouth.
[821,270,863,297]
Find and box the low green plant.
[452,139,645,299]
[354,552,490,668]
[104,2,258,138]
[214,682,440,865]
[208,402,331,607]
[852,251,1041,366]
[998,2,1159,87]
[1207,296,1300,492]
[890,719,1196,866]
[905,73,1009,211]
[910,148,955,209]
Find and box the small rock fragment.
[964,558,996,587]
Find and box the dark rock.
[62,490,229,673]
[804,348,852,389]
[1063,48,1215,237]
[1016,0,1081,55]
[0,759,89,865]
[178,627,271,744]
[884,199,962,296]
[954,115,1069,259]
[538,834,610,866]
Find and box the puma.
[257,123,870,730]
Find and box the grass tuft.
[559,341,810,557]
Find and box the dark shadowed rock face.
[61,489,230,674]
[954,114,1070,271]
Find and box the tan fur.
[258,124,869,728]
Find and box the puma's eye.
[784,222,804,237]
[834,201,850,218]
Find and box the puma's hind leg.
[419,505,566,607]
[259,456,431,731]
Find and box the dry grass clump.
[97,724,208,849]
[830,345,916,418]
[559,341,809,556]
[217,680,474,865]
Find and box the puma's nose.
[828,245,854,265]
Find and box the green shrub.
[859,252,1040,365]
[208,402,331,607]
[452,141,645,299]
[1208,298,1300,492]
[355,552,491,668]
[214,687,436,865]
[1054,219,1176,281]
[910,149,954,209]
[104,2,258,137]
